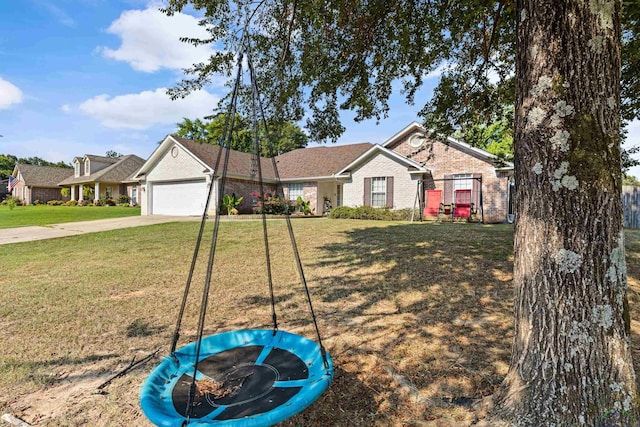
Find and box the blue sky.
[1,1,639,177]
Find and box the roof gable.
[382,121,514,169]
[336,144,429,176]
[135,135,277,181]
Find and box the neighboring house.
[9,164,74,204]
[58,154,145,203]
[133,122,514,222]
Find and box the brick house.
[9,164,74,204]
[382,122,514,223]
[134,124,513,223]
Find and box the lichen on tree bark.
[488,0,640,425]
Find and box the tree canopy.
[175,114,308,156]
[164,1,638,146]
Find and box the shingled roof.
[275,143,373,179]
[59,155,145,185]
[171,136,278,179]
[14,164,73,187]
[169,136,372,181]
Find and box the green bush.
[328,206,418,221]
[221,192,243,215]
[2,196,20,210]
[328,206,355,219]
[77,200,89,206]
[253,192,295,215]
[65,200,78,206]
[118,194,130,204]
[46,200,65,206]
[104,198,117,206]
[296,196,312,215]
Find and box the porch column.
[70,185,76,201]
[79,184,84,201]
[94,182,100,201]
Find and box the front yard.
[0,205,141,229]
[0,219,639,426]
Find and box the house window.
[84,159,90,175]
[288,183,304,200]
[74,162,80,177]
[131,188,138,204]
[105,186,112,198]
[371,177,387,208]
[452,173,473,202]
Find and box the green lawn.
[0,204,141,228]
[0,219,638,426]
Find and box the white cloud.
[100,5,216,72]
[0,77,23,109]
[61,104,72,113]
[78,87,220,129]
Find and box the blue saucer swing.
[140,40,333,426]
[141,330,333,427]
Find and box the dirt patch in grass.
[0,220,638,426]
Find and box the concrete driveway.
[0,215,197,245]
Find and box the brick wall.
[388,134,512,223]
[32,187,70,203]
[224,178,277,214]
[283,182,319,215]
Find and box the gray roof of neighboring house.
[59,155,145,185]
[14,164,74,188]
[170,136,373,181]
[86,155,118,163]
[275,143,374,179]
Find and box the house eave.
[279,175,338,182]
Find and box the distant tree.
[0,154,18,179]
[175,114,308,156]
[0,154,71,179]
[623,174,640,186]
[105,150,123,158]
[455,106,514,164]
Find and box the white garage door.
[152,180,209,216]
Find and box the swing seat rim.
[140,329,333,427]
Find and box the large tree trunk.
[489,0,640,425]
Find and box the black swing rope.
[166,35,329,424]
